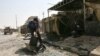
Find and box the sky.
[0,0,61,29]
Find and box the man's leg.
[36,31,42,44]
[29,31,34,46]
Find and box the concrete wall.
[86,2,100,21]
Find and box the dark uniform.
[28,20,42,48]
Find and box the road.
[0,32,78,56]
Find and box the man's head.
[33,17,39,23]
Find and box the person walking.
[27,17,42,51]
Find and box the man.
[27,17,42,49]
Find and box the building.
[45,0,100,36]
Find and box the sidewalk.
[43,35,100,56]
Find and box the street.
[0,0,100,56]
[0,32,78,56]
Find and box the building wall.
[85,2,100,35]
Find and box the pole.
[15,15,21,36]
[48,10,50,18]
[16,15,18,29]
[43,12,44,19]
[47,10,50,32]
[83,0,86,32]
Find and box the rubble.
[44,35,100,56]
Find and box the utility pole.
[16,15,18,29]
[15,15,20,36]
[43,12,44,19]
